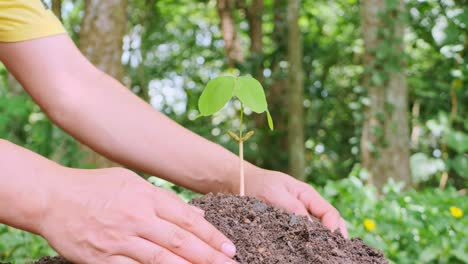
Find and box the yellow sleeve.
[0,0,66,42]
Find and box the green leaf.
[418,246,441,263]
[452,246,468,262]
[450,155,468,178]
[455,7,468,26]
[446,130,468,154]
[233,76,268,113]
[198,76,235,116]
[267,111,274,130]
[410,153,445,183]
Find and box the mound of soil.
[19,193,387,264]
[190,193,388,264]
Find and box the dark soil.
[24,193,388,264]
[190,193,388,264]
[32,257,71,264]
[0,256,70,264]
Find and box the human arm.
[0,139,237,263]
[0,34,240,194]
[0,34,347,236]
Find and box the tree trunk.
[287,0,306,180]
[52,0,62,21]
[245,0,264,81]
[130,0,157,102]
[360,0,410,189]
[217,0,244,68]
[260,0,288,172]
[79,0,127,167]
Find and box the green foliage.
[446,130,468,155]
[413,112,468,187]
[197,75,273,130]
[322,175,468,264]
[449,155,467,179]
[123,0,465,185]
[410,152,446,183]
[0,225,55,263]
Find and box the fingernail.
[221,242,236,257]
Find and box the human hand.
[246,169,348,238]
[38,167,238,264]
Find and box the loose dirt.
[190,193,388,264]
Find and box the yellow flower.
[450,206,463,218]
[364,218,376,231]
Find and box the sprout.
[197,75,273,196]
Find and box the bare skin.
[0,34,347,263]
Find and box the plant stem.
[239,102,245,196]
[239,140,244,196]
[240,103,244,138]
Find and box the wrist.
[32,165,67,236]
[36,166,95,237]
[0,164,60,236]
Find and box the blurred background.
[0,0,466,263]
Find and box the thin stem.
[239,102,245,196]
[240,102,244,138]
[239,140,244,196]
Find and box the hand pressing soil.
[25,193,388,264]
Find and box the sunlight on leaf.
[198,76,235,116]
[233,76,268,113]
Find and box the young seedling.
[197,75,273,196]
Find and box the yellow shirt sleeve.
[0,0,66,42]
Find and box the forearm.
[49,70,259,194]
[0,35,262,194]
[0,139,58,233]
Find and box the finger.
[153,191,236,258]
[296,184,337,218]
[339,218,348,239]
[118,236,190,264]
[138,218,237,264]
[107,255,140,264]
[190,205,205,216]
[320,207,341,231]
[156,189,205,216]
[296,185,342,230]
